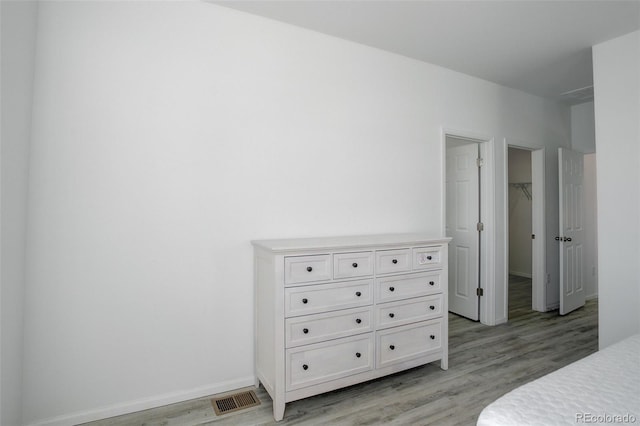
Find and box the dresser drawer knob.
[302,298,308,304]
[389,286,395,292]
[392,259,398,264]
[389,345,395,350]
[356,352,361,358]
[306,266,313,272]
[429,281,435,286]
[356,291,362,297]
[303,328,309,334]
[430,335,436,340]
[355,318,362,324]
[389,313,395,318]
[302,364,309,370]
[427,255,433,260]
[429,305,435,310]
[352,262,358,268]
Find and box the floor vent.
[211,390,260,416]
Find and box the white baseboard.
[586,293,598,301]
[28,376,255,426]
[494,316,508,325]
[508,271,532,278]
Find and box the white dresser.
[252,233,451,421]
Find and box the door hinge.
[476,157,484,167]
[532,234,535,239]
[477,222,484,232]
[476,288,484,297]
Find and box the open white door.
[446,140,480,321]
[558,148,586,315]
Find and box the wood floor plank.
[83,277,598,426]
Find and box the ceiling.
[213,1,640,105]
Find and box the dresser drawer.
[375,249,411,274]
[334,251,374,279]
[284,279,373,317]
[413,246,444,270]
[376,319,443,369]
[376,295,443,330]
[285,307,373,348]
[286,334,374,391]
[285,255,331,285]
[376,271,442,303]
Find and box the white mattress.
[477,334,640,426]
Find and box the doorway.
[506,146,545,318]
[444,132,493,322]
[446,137,481,321]
[507,147,533,316]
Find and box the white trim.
[494,316,508,325]
[441,127,496,326]
[502,139,509,323]
[479,139,496,326]
[26,377,255,426]
[531,148,546,312]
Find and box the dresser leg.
[273,400,285,421]
[440,357,448,370]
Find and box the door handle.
[555,236,572,242]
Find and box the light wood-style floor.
[84,276,598,426]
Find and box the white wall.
[570,102,596,153]
[508,148,532,277]
[593,30,640,349]
[22,2,570,424]
[583,153,598,299]
[1,2,38,426]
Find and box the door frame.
[531,148,546,312]
[441,128,496,325]
[504,144,546,315]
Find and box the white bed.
[477,333,640,426]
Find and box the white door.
[446,141,480,321]
[558,148,586,315]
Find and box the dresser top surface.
[252,233,451,253]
